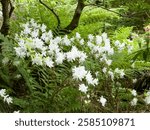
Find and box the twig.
[39,0,60,28]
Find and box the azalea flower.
[99,96,107,107]
[101,32,107,41]
[88,34,94,41]
[79,52,87,63]
[132,79,137,83]
[14,47,27,58]
[79,39,84,45]
[4,96,13,104]
[66,46,80,62]
[32,53,43,65]
[131,98,138,106]
[131,89,137,96]
[79,84,88,94]
[44,57,54,68]
[31,29,39,38]
[108,70,114,80]
[0,89,6,97]
[96,36,102,45]
[76,32,81,39]
[102,67,107,73]
[41,24,46,32]
[72,66,87,81]
[144,91,150,105]
[55,52,66,64]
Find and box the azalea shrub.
[0,20,150,112]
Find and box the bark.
[0,0,10,35]
[63,0,85,33]
[0,0,14,36]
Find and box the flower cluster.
[0,89,13,104]
[14,19,135,108]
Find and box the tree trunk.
[64,0,85,33]
[0,0,10,36]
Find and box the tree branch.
[39,0,60,29]
[9,0,15,18]
[85,3,125,17]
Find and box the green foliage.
[1,0,150,113]
[109,0,150,29]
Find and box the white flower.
[146,91,150,96]
[114,40,120,46]
[108,70,114,80]
[33,38,44,50]
[92,78,98,86]
[48,42,59,54]
[86,71,94,85]
[13,61,20,66]
[14,47,27,58]
[101,32,107,41]
[5,96,13,104]
[62,35,71,46]
[18,39,25,47]
[87,41,94,48]
[131,98,138,106]
[88,34,94,41]
[32,53,43,65]
[76,32,81,39]
[96,36,102,45]
[66,46,80,62]
[31,29,39,38]
[79,52,87,63]
[108,48,114,55]
[30,19,38,28]
[79,84,88,94]
[72,66,87,81]
[41,33,47,41]
[119,70,125,78]
[41,24,46,32]
[87,94,90,98]
[105,59,112,66]
[118,43,125,51]
[131,89,137,96]
[99,96,107,107]
[102,67,107,73]
[79,39,84,45]
[95,71,99,77]
[47,30,53,39]
[144,91,150,105]
[104,38,110,46]
[84,100,91,104]
[44,57,54,68]
[23,26,31,35]
[127,45,133,53]
[0,11,2,17]
[132,79,137,83]
[0,89,6,97]
[114,68,125,78]
[55,52,65,64]
[15,74,22,79]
